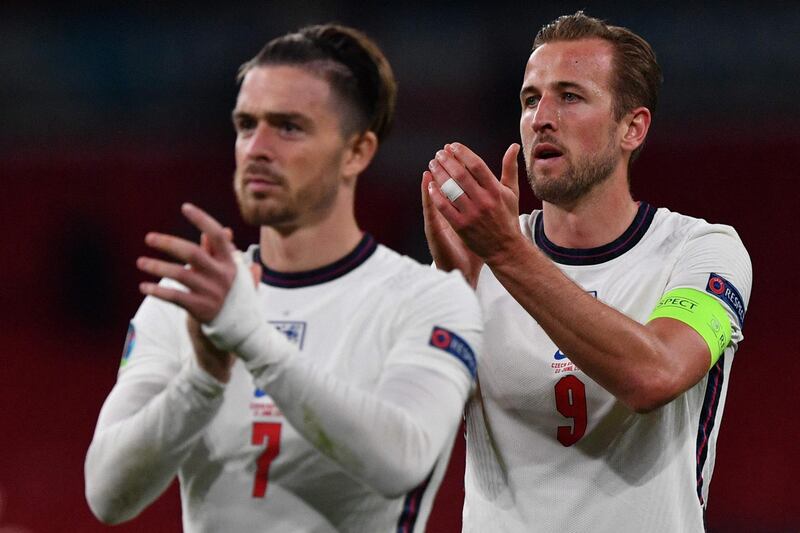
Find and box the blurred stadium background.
[2,2,798,531]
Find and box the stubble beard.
[234,168,340,231]
[234,168,284,227]
[526,135,617,207]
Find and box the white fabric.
[200,251,278,359]
[441,177,465,202]
[85,242,482,533]
[463,207,752,533]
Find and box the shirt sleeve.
[664,222,753,352]
[246,270,482,497]
[84,284,227,525]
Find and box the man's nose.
[532,94,558,133]
[243,122,275,160]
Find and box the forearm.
[248,348,467,497]
[487,241,682,411]
[199,253,472,495]
[85,363,225,524]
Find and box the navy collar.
[534,202,656,265]
[254,233,378,288]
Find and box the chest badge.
[269,321,306,349]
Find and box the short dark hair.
[534,11,662,162]
[239,23,396,142]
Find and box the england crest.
[269,321,307,349]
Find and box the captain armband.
[647,288,732,368]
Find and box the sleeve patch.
[706,273,746,327]
[429,326,477,378]
[120,322,136,367]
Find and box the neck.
[540,174,638,249]
[258,208,363,273]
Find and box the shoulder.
[366,245,480,315]
[120,278,189,375]
[134,278,188,322]
[653,207,752,311]
[129,277,190,350]
[655,208,749,261]
[646,208,749,264]
[520,210,542,242]
[652,207,744,245]
[373,244,472,287]
[243,243,259,263]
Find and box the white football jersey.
[89,234,481,533]
[463,203,752,533]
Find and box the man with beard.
[85,24,482,533]
[422,12,751,533]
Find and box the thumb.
[249,262,262,288]
[500,143,521,198]
[421,171,434,212]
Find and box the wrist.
[185,357,228,398]
[201,251,265,353]
[483,233,527,270]
[188,314,234,383]
[464,264,482,289]
[195,352,234,383]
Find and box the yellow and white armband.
[647,288,732,368]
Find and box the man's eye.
[279,122,301,134]
[524,96,539,107]
[235,118,256,132]
[563,92,580,102]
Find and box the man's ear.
[620,106,651,153]
[341,130,378,181]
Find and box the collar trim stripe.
[534,202,655,265]
[256,233,377,288]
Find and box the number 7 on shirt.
[251,421,282,498]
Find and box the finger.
[426,176,466,228]
[186,314,202,336]
[422,171,446,225]
[137,256,217,295]
[145,232,218,273]
[249,262,262,287]
[201,229,233,253]
[500,143,521,198]
[200,230,232,252]
[434,147,485,201]
[428,157,471,211]
[427,155,454,186]
[181,203,235,256]
[446,142,500,191]
[421,170,437,214]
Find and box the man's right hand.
[185,232,263,383]
[423,143,521,288]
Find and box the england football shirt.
[463,203,751,533]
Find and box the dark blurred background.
[2,2,798,532]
